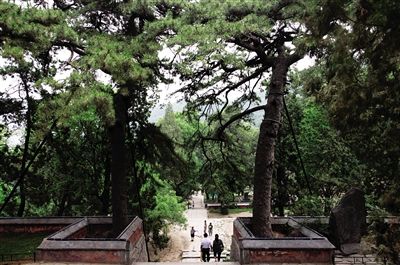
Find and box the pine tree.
[167,0,336,236]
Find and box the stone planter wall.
[0,217,81,234]
[231,217,335,264]
[35,216,147,265]
[119,216,148,263]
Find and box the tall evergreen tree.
[166,0,338,236]
[301,0,400,212]
[0,0,185,235]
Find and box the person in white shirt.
[200,233,212,262]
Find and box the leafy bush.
[289,195,325,216]
[140,165,187,250]
[369,219,400,265]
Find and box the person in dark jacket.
[212,234,224,261]
[190,226,196,241]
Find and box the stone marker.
[329,187,367,255]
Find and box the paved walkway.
[181,192,231,262]
[182,192,208,262]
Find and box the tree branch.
[215,105,266,139]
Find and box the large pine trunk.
[100,154,111,215]
[17,85,33,217]
[252,56,289,237]
[110,92,129,236]
[276,164,286,217]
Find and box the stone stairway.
[181,250,230,262]
[180,250,380,264]
[335,253,381,265]
[135,263,239,265]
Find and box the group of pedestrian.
[200,232,224,262]
[191,219,224,262]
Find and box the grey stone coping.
[240,238,335,249]
[23,263,132,265]
[289,216,400,224]
[36,216,143,252]
[86,217,113,225]
[234,218,253,237]
[48,218,87,240]
[118,217,140,240]
[43,216,138,240]
[235,217,335,250]
[37,238,128,250]
[0,216,135,225]
[236,217,326,238]
[0,217,83,225]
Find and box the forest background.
[0,0,399,263]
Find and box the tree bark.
[252,55,289,237]
[57,192,68,216]
[100,154,111,215]
[17,82,33,217]
[276,164,286,216]
[110,92,129,236]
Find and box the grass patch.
[0,232,48,260]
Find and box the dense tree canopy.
[162,0,346,236]
[301,0,400,214]
[0,0,187,240]
[0,0,399,260]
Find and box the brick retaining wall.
[231,217,335,264]
[35,216,147,265]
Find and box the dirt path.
[149,192,251,262]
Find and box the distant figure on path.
[190,226,196,241]
[208,222,213,236]
[200,233,212,262]
[213,234,224,262]
[204,220,207,234]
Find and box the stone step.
[182,258,203,262]
[182,251,229,259]
[334,255,381,265]
[182,258,230,262]
[335,260,379,264]
[136,260,240,265]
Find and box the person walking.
[212,234,224,262]
[200,233,212,262]
[203,220,207,234]
[208,222,213,236]
[190,226,196,241]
